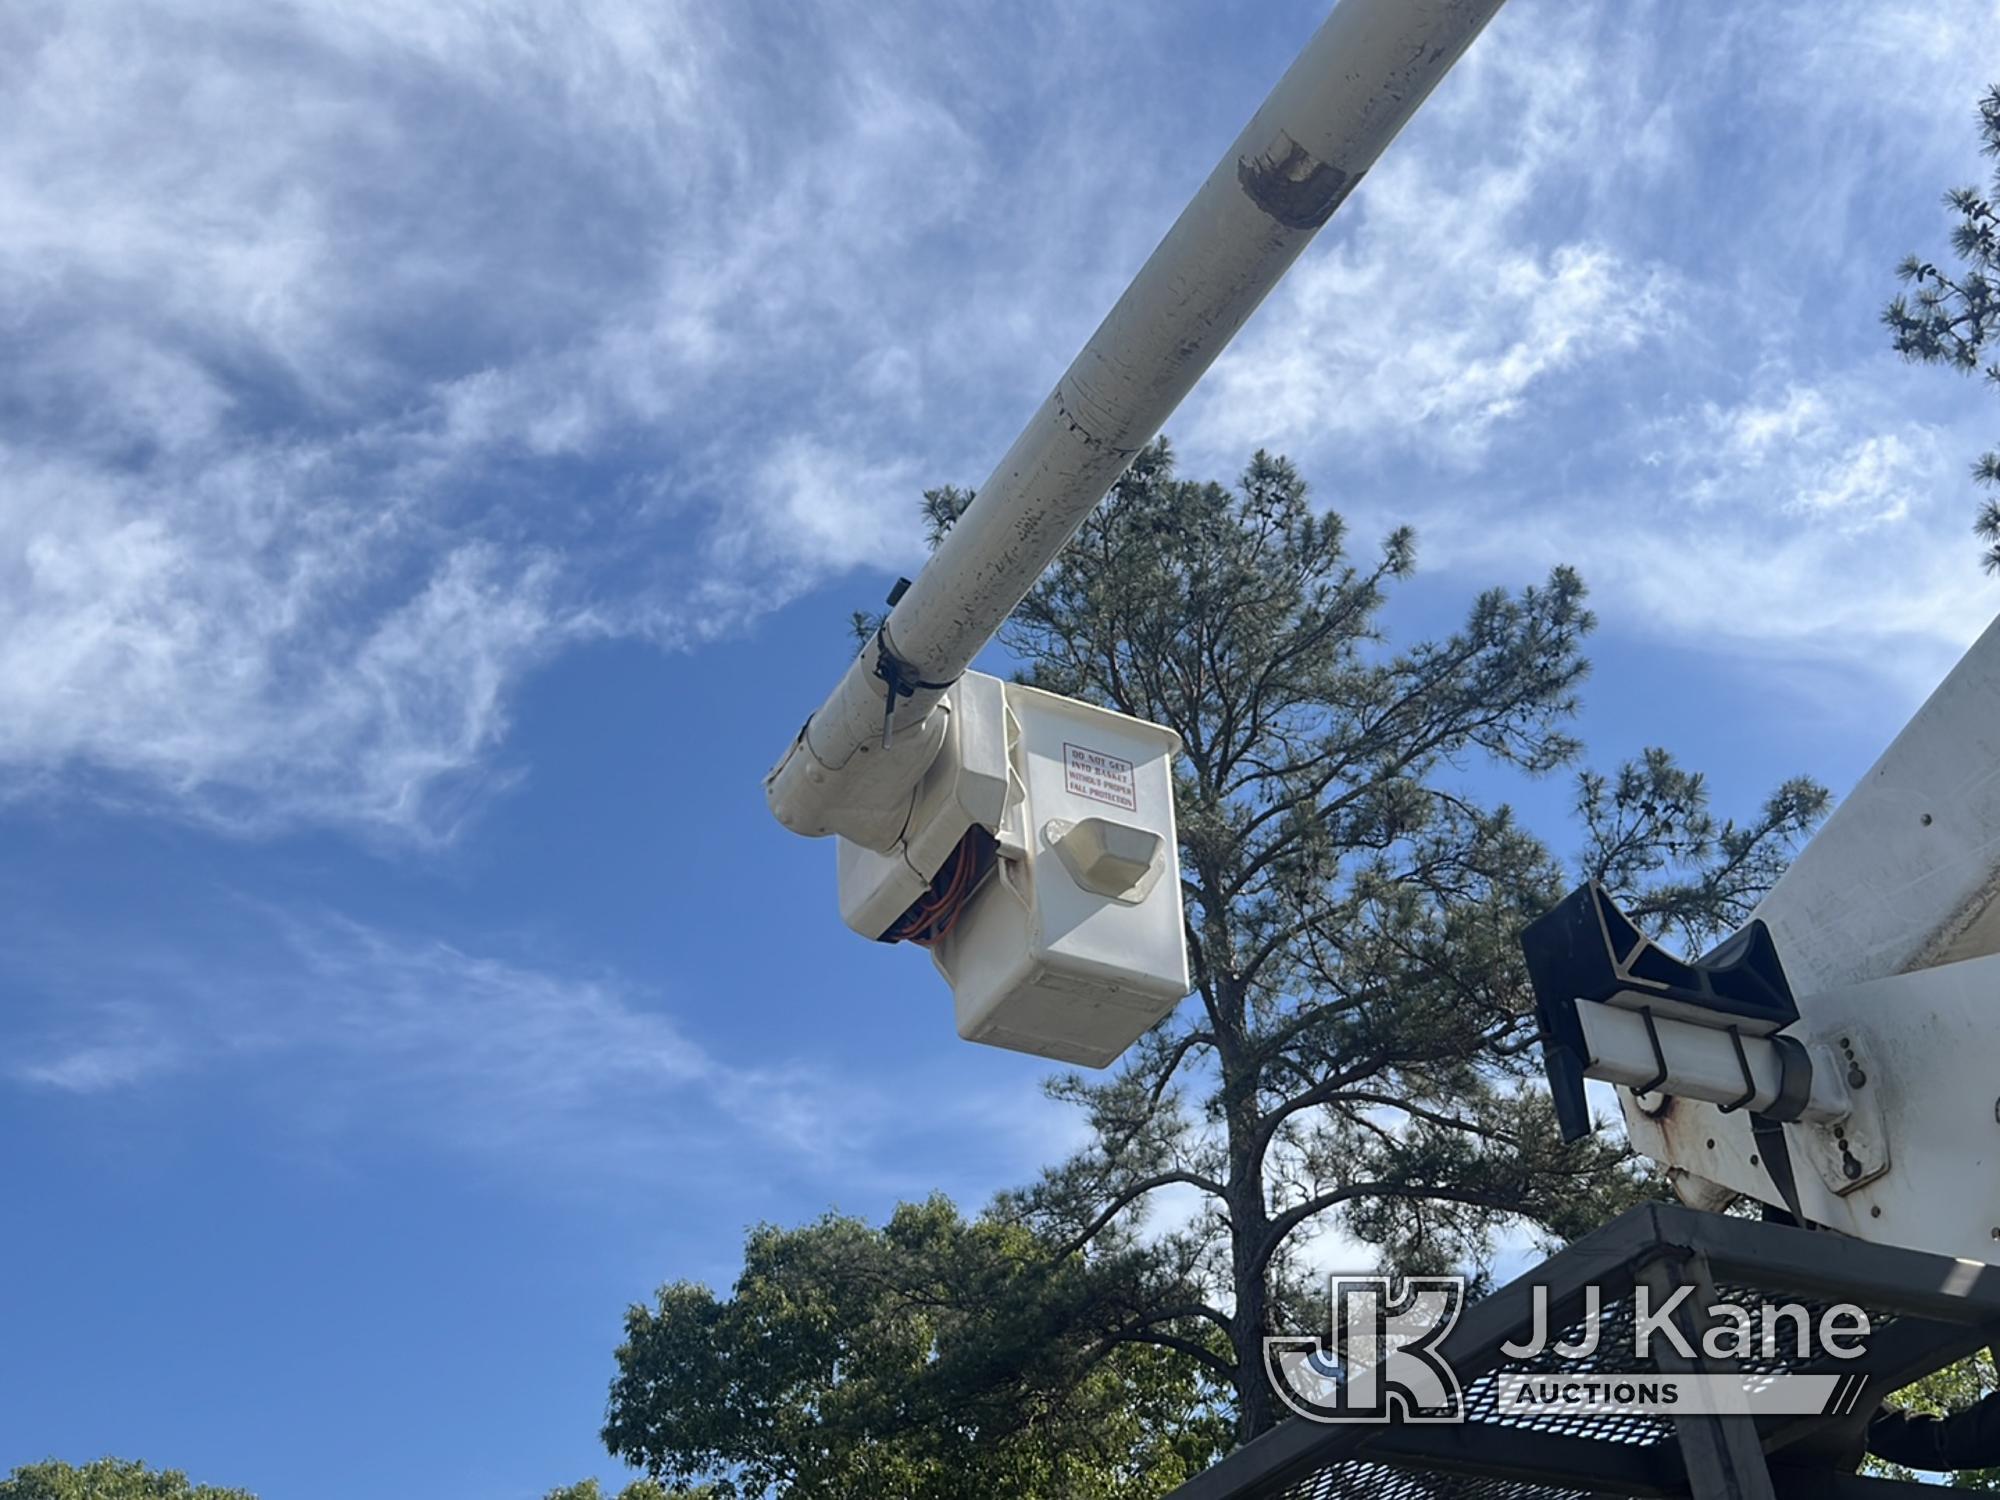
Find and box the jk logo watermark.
[1268,1276,1875,1424]
[1265,1276,1467,1423]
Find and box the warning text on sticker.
[1064,743,1138,812]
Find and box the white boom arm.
[1535,616,2000,1263]
[766,0,1509,851]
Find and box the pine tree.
[1884,85,2000,571]
[936,440,1827,1439]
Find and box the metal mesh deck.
[1279,1459,1600,1500]
[1172,1203,2000,1500]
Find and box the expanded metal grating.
[1277,1459,1598,1500]
[1705,1281,1903,1377]
[1458,1285,1675,1448]
[1263,1289,1682,1498]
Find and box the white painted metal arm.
[1743,613,2000,995]
[1612,613,2000,1261]
[766,0,1510,850]
[1574,1003,1850,1126]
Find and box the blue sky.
[6,0,2000,1494]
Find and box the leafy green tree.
[925,440,1825,1439]
[0,1459,255,1500]
[543,1479,682,1500]
[1884,84,2000,571]
[1867,1351,2000,1490]
[603,1196,1228,1498]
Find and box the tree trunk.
[1228,1200,1278,1442]
[1219,992,1278,1442]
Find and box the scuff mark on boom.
[1238,131,1359,230]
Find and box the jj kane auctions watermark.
[1266,1276,1875,1424]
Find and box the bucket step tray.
[1520,882,1799,1140]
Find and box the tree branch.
[1056,1169,1230,1261]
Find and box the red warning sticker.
[1064,742,1138,812]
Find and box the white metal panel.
[836,673,1012,939]
[1008,684,1187,996]
[1631,956,2000,1263]
[1581,1004,1794,1118]
[936,683,1190,1067]
[1755,612,2000,995]
[1621,614,2000,1257]
[937,863,1169,1069]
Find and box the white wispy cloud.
[1181,0,2000,693]
[1684,385,1932,534]
[1190,230,1671,469]
[10,0,2000,839]
[3,1,686,839]
[5,898,1074,1203]
[10,902,876,1180]
[0,434,589,839]
[13,999,182,1094]
[1605,382,1987,668]
[1186,2,1683,470]
[2,0,1175,838]
[1402,359,1991,679]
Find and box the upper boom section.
[767,0,1510,851]
[1749,613,2000,995]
